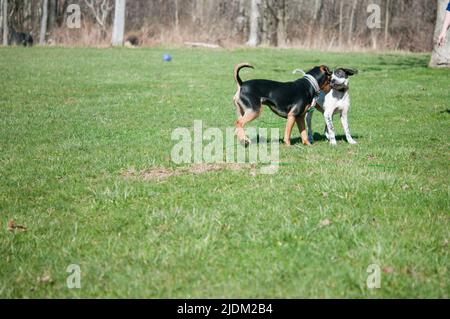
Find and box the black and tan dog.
[233,63,331,146]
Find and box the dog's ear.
[343,68,358,76]
[320,65,332,76]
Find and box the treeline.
[0,0,438,51]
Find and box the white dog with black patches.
[306,68,358,146]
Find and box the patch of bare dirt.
[7,220,27,232]
[122,163,252,181]
[122,167,175,181]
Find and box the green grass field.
[0,47,448,298]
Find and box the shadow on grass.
[251,133,362,145]
[288,133,363,145]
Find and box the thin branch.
[84,0,113,29]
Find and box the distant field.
[0,47,448,298]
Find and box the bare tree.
[84,0,113,37]
[384,0,390,45]
[48,0,57,32]
[258,0,286,46]
[338,0,344,47]
[233,0,247,39]
[1,0,440,51]
[313,0,322,20]
[192,0,204,26]
[111,0,126,46]
[348,0,357,44]
[174,0,179,34]
[2,0,7,45]
[0,0,3,43]
[276,0,287,46]
[31,0,39,35]
[247,0,261,46]
[40,0,48,45]
[429,0,450,67]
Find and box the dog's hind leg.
[323,124,329,140]
[340,112,357,144]
[233,92,245,118]
[236,109,260,147]
[282,112,296,146]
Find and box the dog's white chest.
[323,90,349,113]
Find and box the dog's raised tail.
[234,63,254,88]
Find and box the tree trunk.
[192,0,204,25]
[48,0,57,32]
[348,0,357,44]
[313,0,322,20]
[384,0,390,46]
[338,0,344,47]
[0,0,3,44]
[233,0,248,38]
[429,0,450,68]
[276,0,286,47]
[40,0,48,45]
[31,0,39,36]
[2,0,7,46]
[174,0,179,34]
[247,0,261,46]
[112,0,126,46]
[261,0,277,46]
[23,0,32,30]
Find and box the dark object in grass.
[125,35,140,48]
[9,29,33,47]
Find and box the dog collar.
[333,86,348,93]
[304,74,320,96]
[304,76,322,113]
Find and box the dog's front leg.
[306,111,314,144]
[296,115,311,146]
[324,110,337,146]
[340,112,357,144]
[284,113,296,146]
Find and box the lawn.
[0,47,448,298]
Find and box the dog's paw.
[348,139,357,145]
[308,136,314,144]
[330,140,337,146]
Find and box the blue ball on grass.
[163,54,172,62]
